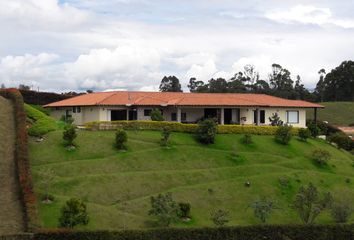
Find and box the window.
[144,109,152,116]
[171,112,177,121]
[73,107,76,113]
[253,110,265,124]
[77,107,81,113]
[181,112,187,121]
[287,111,299,124]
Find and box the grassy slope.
[307,102,354,126]
[29,130,354,230]
[24,104,64,136]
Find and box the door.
[111,110,127,121]
[224,109,232,124]
[204,108,218,119]
[129,109,137,120]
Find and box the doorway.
[224,109,232,124]
[111,110,127,121]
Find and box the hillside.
[307,102,354,126]
[0,96,25,234]
[29,129,354,230]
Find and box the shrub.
[63,125,77,147]
[196,119,217,144]
[38,168,55,203]
[330,195,353,223]
[160,127,171,147]
[307,122,320,137]
[59,198,89,228]
[249,197,276,223]
[178,202,191,219]
[150,109,164,121]
[327,132,354,151]
[312,149,331,166]
[115,129,128,150]
[293,183,332,224]
[269,113,283,126]
[298,128,311,142]
[210,209,229,227]
[241,134,253,144]
[275,125,292,145]
[149,193,180,227]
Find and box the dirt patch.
[0,96,25,234]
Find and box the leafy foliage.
[160,127,171,147]
[178,202,191,219]
[115,129,128,150]
[275,125,292,145]
[196,119,217,144]
[148,193,180,227]
[327,132,354,151]
[311,149,331,166]
[241,134,253,144]
[298,128,311,142]
[330,193,353,223]
[63,124,77,147]
[150,109,164,121]
[249,197,276,223]
[269,113,283,126]
[210,209,229,227]
[25,104,60,136]
[293,183,332,224]
[59,198,89,228]
[159,76,182,92]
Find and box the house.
[44,91,323,127]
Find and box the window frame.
[286,110,299,124]
[171,112,177,121]
[181,112,187,121]
[144,109,152,116]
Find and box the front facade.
[46,91,323,128]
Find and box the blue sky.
[1,0,354,92]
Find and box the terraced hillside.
[29,129,354,230]
[0,96,25,234]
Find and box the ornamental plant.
[115,129,128,150]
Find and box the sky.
[1,0,354,92]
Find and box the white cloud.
[185,59,218,81]
[266,5,354,29]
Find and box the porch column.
[220,108,224,125]
[256,108,260,126]
[126,109,129,120]
[177,108,181,123]
[314,107,317,128]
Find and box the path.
[0,96,25,234]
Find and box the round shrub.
[63,125,77,147]
[327,132,354,151]
[298,128,311,142]
[196,119,217,144]
[312,148,331,166]
[59,198,89,228]
[242,134,253,144]
[275,125,292,145]
[115,129,128,150]
[178,202,191,219]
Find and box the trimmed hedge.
[85,121,299,135]
[35,225,354,240]
[24,104,59,136]
[0,88,39,232]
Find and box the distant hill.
[307,102,354,126]
[19,89,81,105]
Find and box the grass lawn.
[29,130,354,230]
[307,102,354,126]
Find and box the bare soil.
[0,96,25,234]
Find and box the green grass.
[307,102,354,126]
[29,130,354,230]
[25,104,64,136]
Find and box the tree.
[115,129,128,150]
[38,168,55,203]
[148,193,180,227]
[298,128,311,142]
[268,64,294,99]
[160,127,171,147]
[159,76,182,92]
[293,183,332,224]
[210,209,229,227]
[63,125,77,147]
[150,109,164,121]
[18,84,31,90]
[196,118,217,144]
[275,125,292,145]
[330,192,353,223]
[188,78,208,92]
[208,78,229,93]
[86,89,93,93]
[249,197,276,223]
[59,198,89,228]
[314,69,326,102]
[269,113,283,126]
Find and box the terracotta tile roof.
[44,91,324,108]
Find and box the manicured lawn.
[29,130,354,230]
[307,102,354,126]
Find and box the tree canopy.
[159,76,183,92]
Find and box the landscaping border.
[0,89,39,232]
[85,120,299,135]
[35,225,354,240]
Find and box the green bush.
[275,125,292,145]
[312,149,331,166]
[148,193,180,227]
[298,128,311,142]
[178,202,191,219]
[63,125,77,147]
[85,120,300,135]
[196,119,217,144]
[59,198,89,228]
[150,109,164,121]
[25,103,59,136]
[210,209,229,227]
[160,127,171,147]
[330,195,353,223]
[241,134,253,144]
[115,129,128,150]
[307,122,320,137]
[327,132,354,151]
[249,197,276,223]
